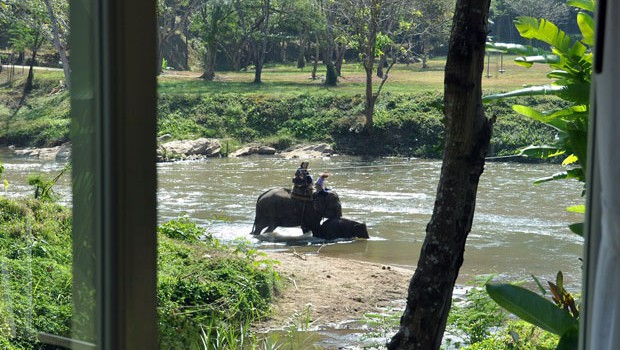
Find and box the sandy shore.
[255,250,415,331]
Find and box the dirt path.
[256,250,415,331]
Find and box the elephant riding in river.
[249,187,342,236]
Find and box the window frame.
[70,0,158,348]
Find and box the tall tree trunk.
[377,53,386,78]
[254,0,270,84]
[323,0,337,86]
[364,63,374,128]
[421,41,429,69]
[24,34,41,95]
[184,25,189,71]
[201,40,217,80]
[43,0,71,89]
[387,0,493,349]
[334,42,345,76]
[281,40,287,63]
[311,33,319,80]
[297,31,306,69]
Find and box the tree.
[4,0,71,88]
[408,0,453,68]
[156,0,200,73]
[321,0,337,86]
[253,0,270,83]
[196,0,235,80]
[337,0,400,129]
[43,0,70,88]
[338,0,381,129]
[4,0,47,98]
[388,0,493,348]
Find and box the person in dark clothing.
[292,161,313,198]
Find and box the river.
[0,150,584,289]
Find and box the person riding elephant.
[292,161,313,199]
[315,172,330,196]
[250,187,342,236]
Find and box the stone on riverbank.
[158,138,221,161]
[229,144,276,157]
[280,143,334,159]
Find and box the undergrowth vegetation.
[157,91,562,158]
[1,69,561,159]
[357,276,558,350]
[0,195,278,349]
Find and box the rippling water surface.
[0,150,584,288]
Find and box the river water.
[0,150,584,289]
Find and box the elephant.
[315,217,369,240]
[250,187,342,236]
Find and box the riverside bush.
[158,92,559,158]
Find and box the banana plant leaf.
[569,222,584,237]
[556,325,579,350]
[515,17,572,53]
[483,85,565,103]
[512,105,568,130]
[567,0,596,12]
[533,168,583,185]
[515,55,560,67]
[486,284,578,335]
[517,145,564,159]
[577,12,595,46]
[485,42,548,56]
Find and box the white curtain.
[587,0,620,349]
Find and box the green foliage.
[157,219,278,349]
[0,162,7,191]
[445,277,507,348]
[0,198,277,349]
[463,320,558,350]
[483,3,591,348]
[2,67,559,159]
[486,272,580,350]
[484,0,593,182]
[26,162,70,201]
[158,215,211,243]
[0,197,73,349]
[0,80,70,147]
[486,284,578,336]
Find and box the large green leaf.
[534,171,569,184]
[515,17,572,53]
[515,55,560,67]
[569,222,584,237]
[547,70,573,81]
[486,284,578,335]
[556,325,579,350]
[558,83,591,105]
[577,13,595,46]
[512,104,567,130]
[534,168,584,185]
[483,85,565,103]
[485,42,548,56]
[518,145,564,159]
[567,0,595,12]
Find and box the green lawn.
[158,56,553,97]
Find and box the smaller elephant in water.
[316,217,369,240]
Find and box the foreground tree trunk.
[387,0,493,349]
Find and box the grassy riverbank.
[1,60,562,158]
[0,196,277,349]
